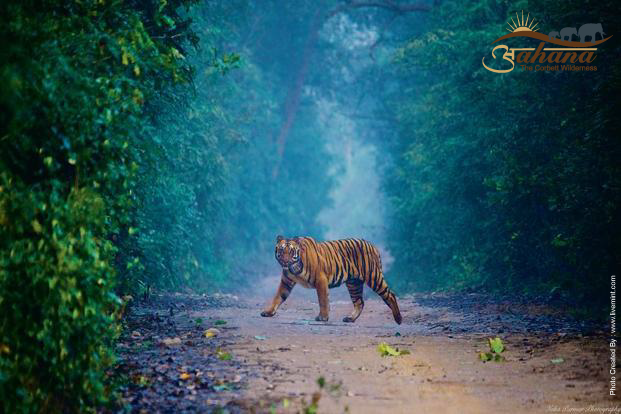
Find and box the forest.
[1,0,619,412]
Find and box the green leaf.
[550,358,564,364]
[31,219,43,234]
[316,376,325,388]
[121,50,129,66]
[378,342,410,357]
[488,337,504,354]
[480,338,506,362]
[217,350,232,360]
[214,320,227,325]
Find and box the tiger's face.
[275,236,303,275]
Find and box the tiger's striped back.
[298,237,402,324]
[314,239,381,287]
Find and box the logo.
[482,11,612,73]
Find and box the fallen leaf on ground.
[214,320,227,325]
[213,384,232,391]
[160,337,182,346]
[551,357,565,364]
[180,372,191,380]
[132,375,149,386]
[217,349,232,360]
[378,342,410,357]
[204,328,220,338]
[155,364,170,373]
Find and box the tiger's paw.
[315,314,329,322]
[260,310,275,317]
[342,316,357,323]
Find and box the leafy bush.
[0,181,119,411]
[0,0,196,410]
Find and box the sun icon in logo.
[506,10,539,33]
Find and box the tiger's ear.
[276,235,285,243]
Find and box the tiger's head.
[274,235,303,275]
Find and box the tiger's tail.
[367,268,402,325]
[383,288,402,325]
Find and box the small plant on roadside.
[302,390,321,414]
[479,337,505,362]
[301,376,346,413]
[216,348,232,360]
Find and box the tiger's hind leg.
[367,272,402,325]
[343,279,364,322]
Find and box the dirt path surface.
[115,286,616,413]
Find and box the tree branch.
[271,1,436,178]
[271,9,323,178]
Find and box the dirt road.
[116,282,616,413]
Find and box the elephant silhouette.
[560,27,577,41]
[579,23,605,43]
[548,31,560,40]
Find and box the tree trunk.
[272,1,436,178]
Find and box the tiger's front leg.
[261,272,296,317]
[314,273,330,321]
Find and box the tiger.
[261,235,402,324]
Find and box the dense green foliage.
[0,0,198,410]
[383,0,620,305]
